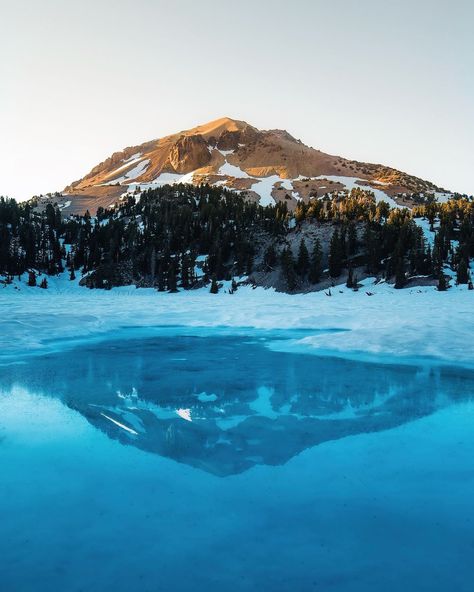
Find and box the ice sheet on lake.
[0,271,473,369]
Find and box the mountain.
[49,117,451,215]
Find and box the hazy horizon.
[2,0,473,201]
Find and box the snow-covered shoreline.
[1,276,473,369]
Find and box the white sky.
[1,0,473,200]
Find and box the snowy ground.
[1,272,473,368]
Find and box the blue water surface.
[1,329,473,591]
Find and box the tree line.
[0,185,472,292]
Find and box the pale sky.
[1,0,473,201]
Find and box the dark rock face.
[216,126,258,151]
[169,134,211,173]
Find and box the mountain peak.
[181,116,252,137]
[168,117,259,151]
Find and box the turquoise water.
[1,330,473,591]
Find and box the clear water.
[1,329,473,591]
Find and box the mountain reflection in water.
[2,333,472,476]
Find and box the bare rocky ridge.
[56,117,448,214]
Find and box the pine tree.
[456,258,469,284]
[245,246,254,276]
[352,273,359,291]
[329,229,344,278]
[263,244,277,271]
[309,238,322,284]
[296,238,310,277]
[425,246,433,276]
[437,272,448,291]
[346,264,354,289]
[210,276,219,294]
[394,257,406,289]
[364,225,380,273]
[281,247,297,291]
[168,259,178,292]
[150,246,157,283]
[181,253,190,288]
[347,222,357,255]
[157,259,166,292]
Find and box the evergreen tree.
[457,258,469,284]
[347,222,357,255]
[296,238,310,277]
[437,272,448,291]
[425,246,433,276]
[309,238,322,284]
[263,244,277,271]
[168,258,178,292]
[150,246,157,283]
[364,222,382,274]
[352,273,359,291]
[245,245,254,276]
[346,264,354,289]
[210,276,219,294]
[180,253,191,288]
[281,247,297,291]
[394,257,406,289]
[157,259,166,292]
[329,229,344,278]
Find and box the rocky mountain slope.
[49,117,451,214]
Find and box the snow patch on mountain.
[414,217,437,247]
[250,176,279,206]
[314,175,398,208]
[104,154,144,179]
[218,161,250,178]
[153,172,183,185]
[434,192,453,203]
[103,159,150,185]
[124,152,142,163]
[176,170,196,184]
